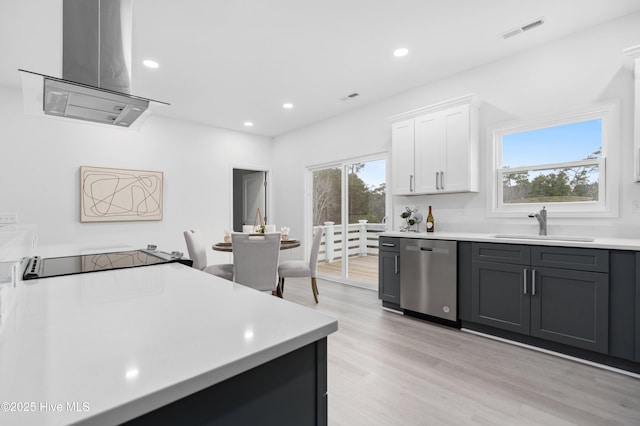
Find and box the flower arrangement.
[399,206,423,232]
[281,226,290,240]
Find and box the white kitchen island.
[0,262,337,425]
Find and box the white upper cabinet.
[625,44,640,182]
[414,112,441,193]
[391,119,415,195]
[389,94,480,195]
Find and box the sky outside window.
[502,119,602,168]
[354,159,386,187]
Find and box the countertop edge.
[379,231,640,251]
[87,321,338,426]
[92,320,338,426]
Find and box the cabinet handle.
[410,174,414,192]
[435,172,440,190]
[440,171,444,190]
[523,268,528,294]
[532,269,537,296]
[394,255,399,274]
[382,243,395,247]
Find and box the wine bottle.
[426,206,435,232]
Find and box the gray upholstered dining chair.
[184,229,234,280]
[231,232,281,295]
[278,228,323,303]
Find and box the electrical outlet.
[0,213,17,224]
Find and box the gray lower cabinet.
[530,266,608,353]
[636,252,640,363]
[471,260,530,334]
[379,237,400,306]
[470,243,609,354]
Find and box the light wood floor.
[281,277,640,426]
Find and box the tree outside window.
[312,162,386,226]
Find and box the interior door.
[243,172,266,227]
[233,169,267,232]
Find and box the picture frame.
[80,166,163,222]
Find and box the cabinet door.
[530,267,609,353]
[391,119,415,195]
[636,252,640,363]
[379,251,400,303]
[442,104,472,193]
[414,112,442,194]
[471,261,530,335]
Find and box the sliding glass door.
[310,156,387,289]
[312,166,343,282]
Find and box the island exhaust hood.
[19,0,168,128]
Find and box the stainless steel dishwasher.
[400,239,457,321]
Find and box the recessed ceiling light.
[282,103,294,109]
[393,48,409,57]
[143,59,159,69]
[244,121,254,127]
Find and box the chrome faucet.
[528,206,547,236]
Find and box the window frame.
[487,102,619,218]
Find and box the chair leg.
[311,277,319,303]
[279,277,285,296]
[274,277,282,298]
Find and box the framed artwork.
[80,166,163,222]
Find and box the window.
[489,103,618,217]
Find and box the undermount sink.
[490,234,595,242]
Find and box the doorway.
[233,169,267,232]
[309,156,388,289]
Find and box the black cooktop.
[22,249,190,281]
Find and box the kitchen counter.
[380,231,640,251]
[0,263,337,425]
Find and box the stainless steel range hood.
[19,0,168,128]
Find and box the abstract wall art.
[80,166,163,222]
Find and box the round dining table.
[212,239,300,252]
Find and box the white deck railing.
[316,221,386,263]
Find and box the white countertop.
[0,263,337,425]
[380,231,640,251]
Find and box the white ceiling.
[2,0,640,137]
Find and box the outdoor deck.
[316,254,379,285]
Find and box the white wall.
[3,12,640,265]
[273,12,640,243]
[0,85,273,262]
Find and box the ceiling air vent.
[522,19,544,32]
[501,17,545,40]
[340,92,360,101]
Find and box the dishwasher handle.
[405,246,450,255]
